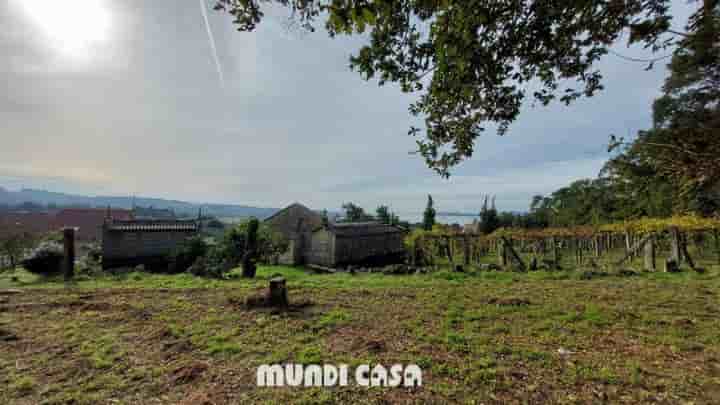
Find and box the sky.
[0,0,695,216]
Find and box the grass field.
[1,264,720,404]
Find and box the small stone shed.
[101,218,199,269]
[306,222,406,267]
[264,203,324,265]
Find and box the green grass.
[1,262,720,403]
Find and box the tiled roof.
[263,202,316,223]
[106,220,199,232]
[325,222,404,237]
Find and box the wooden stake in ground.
[463,235,470,266]
[497,239,508,267]
[550,236,559,268]
[615,233,654,267]
[500,236,525,271]
[443,236,453,264]
[643,233,656,271]
[680,234,697,271]
[669,227,682,265]
[62,228,75,281]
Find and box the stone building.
[101,217,199,269]
[264,203,324,265]
[306,222,406,267]
[265,203,406,267]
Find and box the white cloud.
[0,0,695,214]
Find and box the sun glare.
[17,0,111,59]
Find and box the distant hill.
[0,187,279,219]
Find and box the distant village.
[1,200,448,271]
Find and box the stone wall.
[102,229,194,268]
[264,203,323,265]
[306,228,334,266]
[332,232,405,267]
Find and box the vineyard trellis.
[405,215,720,272]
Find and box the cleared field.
[1,266,720,404]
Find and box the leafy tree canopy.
[217,0,677,175]
[607,1,719,215]
[342,202,373,222]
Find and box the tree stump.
[267,277,288,307]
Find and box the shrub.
[0,233,36,270]
[168,237,208,273]
[187,246,230,278]
[21,241,64,275]
[215,220,288,267]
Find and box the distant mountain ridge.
[0,187,279,219]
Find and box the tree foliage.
[607,1,719,216]
[422,194,436,231]
[188,219,288,278]
[376,205,400,225]
[0,233,35,270]
[217,0,677,175]
[342,202,373,222]
[478,195,500,234]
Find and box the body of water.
[396,212,480,225]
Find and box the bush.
[187,246,230,278]
[218,220,288,267]
[21,242,64,275]
[0,233,36,270]
[168,237,208,273]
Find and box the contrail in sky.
[199,0,225,87]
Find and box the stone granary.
[265,203,406,267]
[101,217,200,269]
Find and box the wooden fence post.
[444,236,453,264]
[497,239,508,267]
[624,232,631,257]
[643,233,656,271]
[615,233,654,267]
[63,227,75,281]
[669,227,682,264]
[463,236,470,266]
[500,237,526,271]
[680,233,697,271]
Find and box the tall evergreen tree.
[321,209,330,227]
[422,195,436,231]
[479,196,500,234]
[608,1,720,215]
